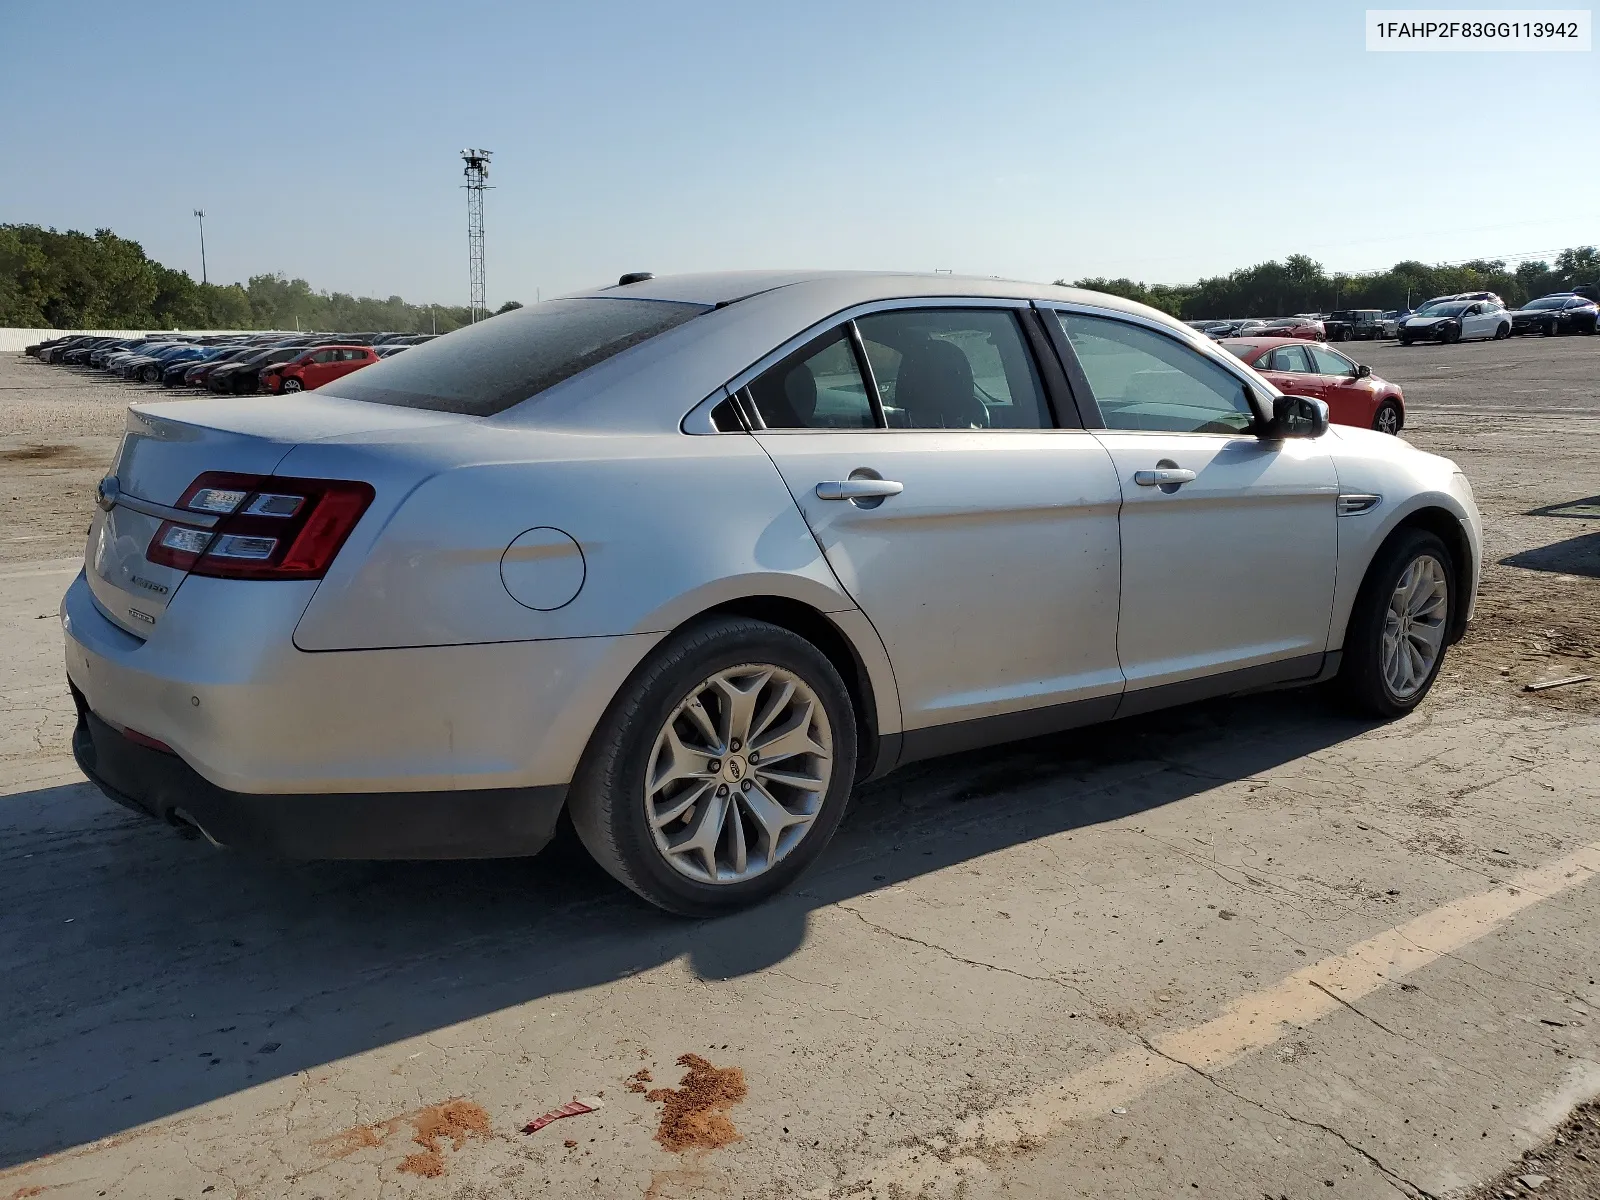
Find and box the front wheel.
[141,365,161,383]
[568,617,858,915]
[1399,336,1413,346]
[1338,529,1454,719]
[1372,400,1402,435]
[280,377,304,393]
[1494,323,1510,340]
[1440,325,1460,344]
[1545,321,1560,337]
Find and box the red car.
[1221,338,1406,435]
[1256,316,1325,341]
[260,345,380,394]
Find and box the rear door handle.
[1133,468,1196,487]
[816,479,905,501]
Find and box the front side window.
[1307,345,1354,375]
[323,297,708,415]
[746,329,875,429]
[1056,312,1257,435]
[854,309,1049,430]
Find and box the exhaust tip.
[170,807,227,849]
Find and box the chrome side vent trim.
[1337,493,1382,517]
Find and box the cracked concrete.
[2,340,1599,1197]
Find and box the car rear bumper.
[61,568,662,849]
[71,694,565,858]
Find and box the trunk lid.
[85,397,458,637]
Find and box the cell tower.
[461,149,493,322]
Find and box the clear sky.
[3,1,1595,308]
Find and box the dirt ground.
[0,337,1597,1199]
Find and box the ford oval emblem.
[96,476,120,513]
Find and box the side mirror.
[1263,395,1329,440]
[1355,363,1371,378]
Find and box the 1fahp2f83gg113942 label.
[1367,9,1591,49]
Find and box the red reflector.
[146,472,374,581]
[123,727,174,754]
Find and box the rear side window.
[855,309,1049,429]
[324,297,708,416]
[746,329,875,429]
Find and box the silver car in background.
[64,272,1482,914]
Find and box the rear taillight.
[147,471,374,580]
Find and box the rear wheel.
[1338,529,1454,719]
[1372,400,1401,435]
[1399,335,1413,346]
[568,616,857,915]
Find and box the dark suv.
[1324,310,1385,341]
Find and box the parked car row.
[1396,289,1599,344]
[1190,316,1327,341]
[23,330,432,395]
[1195,286,1598,349]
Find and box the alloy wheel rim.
[1376,406,1399,434]
[645,664,833,885]
[1381,554,1448,700]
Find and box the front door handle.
[816,478,905,501]
[1133,468,1196,487]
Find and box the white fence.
[2,328,253,353]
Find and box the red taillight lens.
[147,471,374,580]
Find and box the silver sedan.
[63,272,1481,913]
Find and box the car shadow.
[0,686,1374,1167]
[1501,531,1600,579]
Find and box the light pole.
[193,209,208,285]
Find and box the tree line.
[1065,247,1600,320]
[0,224,501,333]
[4,221,1596,332]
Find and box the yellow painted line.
[821,841,1600,1200]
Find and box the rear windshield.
[322,297,708,416]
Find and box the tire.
[568,616,858,916]
[280,377,303,393]
[1441,324,1460,344]
[1494,323,1509,340]
[1337,528,1454,719]
[141,365,160,384]
[1372,400,1402,435]
[1545,321,1559,337]
[1399,336,1413,346]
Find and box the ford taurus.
[63,272,1482,914]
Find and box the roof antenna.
[617,271,654,286]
